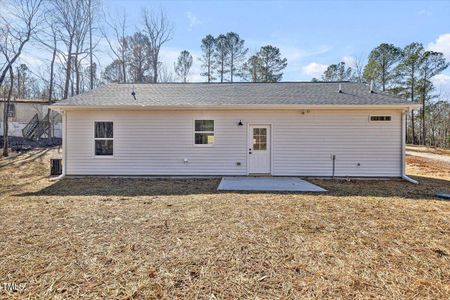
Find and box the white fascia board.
[50,103,421,111]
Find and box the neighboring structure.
[51,82,420,177]
[0,98,62,138]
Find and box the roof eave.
[50,103,420,111]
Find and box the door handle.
[249,148,252,154]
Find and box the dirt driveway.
[406,145,450,164]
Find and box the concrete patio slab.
[218,177,327,192]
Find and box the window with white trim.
[370,115,391,122]
[194,120,214,145]
[94,122,113,155]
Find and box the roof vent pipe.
[338,83,343,93]
[369,80,374,93]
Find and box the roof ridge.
[114,81,356,85]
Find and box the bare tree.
[158,62,173,83]
[85,0,101,90]
[353,54,366,83]
[0,0,43,87]
[73,6,90,95]
[46,23,58,144]
[88,0,93,89]
[2,66,13,157]
[142,8,173,83]
[102,10,128,83]
[52,0,90,99]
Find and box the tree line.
[317,43,449,148]
[105,31,289,84]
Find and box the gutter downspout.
[50,110,66,181]
[401,110,418,184]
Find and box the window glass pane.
[95,122,113,138]
[195,120,214,131]
[195,133,214,144]
[95,140,113,155]
[7,104,15,117]
[260,134,266,144]
[253,127,267,150]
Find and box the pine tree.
[200,35,215,82]
[126,32,152,83]
[396,42,424,144]
[417,51,448,144]
[214,34,229,83]
[322,62,352,81]
[174,50,193,83]
[242,55,263,82]
[363,43,402,91]
[257,45,287,82]
[225,32,248,82]
[102,60,123,83]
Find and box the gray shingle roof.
[53,82,411,107]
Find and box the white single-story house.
[51,82,420,178]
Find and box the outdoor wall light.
[238,120,243,126]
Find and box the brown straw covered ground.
[0,148,449,299]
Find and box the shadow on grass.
[309,176,450,201]
[0,148,51,168]
[17,175,450,200]
[18,177,222,197]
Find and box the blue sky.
[23,0,450,94]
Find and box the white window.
[194,120,214,145]
[370,115,391,122]
[94,122,113,156]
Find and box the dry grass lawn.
[0,148,449,299]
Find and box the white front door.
[248,125,271,174]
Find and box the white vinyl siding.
[65,109,402,177]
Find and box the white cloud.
[432,73,450,85]
[186,12,202,31]
[427,33,450,60]
[431,74,450,96]
[418,9,432,16]
[302,62,328,78]
[272,44,332,80]
[342,56,356,68]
